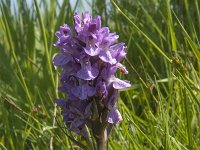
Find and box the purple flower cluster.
[53,12,131,135]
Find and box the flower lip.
[76,59,99,80]
[71,83,96,100]
[107,108,122,124]
[112,77,131,89]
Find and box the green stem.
[96,129,107,150]
[92,100,109,150]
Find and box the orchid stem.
[96,129,107,150]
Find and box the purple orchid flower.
[53,12,131,138]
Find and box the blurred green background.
[0,0,200,149]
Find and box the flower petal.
[93,16,101,30]
[107,108,122,124]
[100,33,118,48]
[74,12,82,33]
[53,53,71,66]
[116,63,128,74]
[112,78,131,89]
[77,62,99,80]
[110,43,126,62]
[71,84,96,100]
[56,99,66,106]
[88,23,97,32]
[99,50,116,64]
[54,35,71,46]
[83,11,92,24]
[110,43,125,57]
[60,24,71,35]
[84,46,101,56]
[105,90,118,109]
[96,81,108,98]
[71,85,87,100]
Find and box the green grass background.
[0,0,200,149]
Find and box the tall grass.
[0,0,200,149]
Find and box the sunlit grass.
[0,0,200,149]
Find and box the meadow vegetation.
[0,0,200,149]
